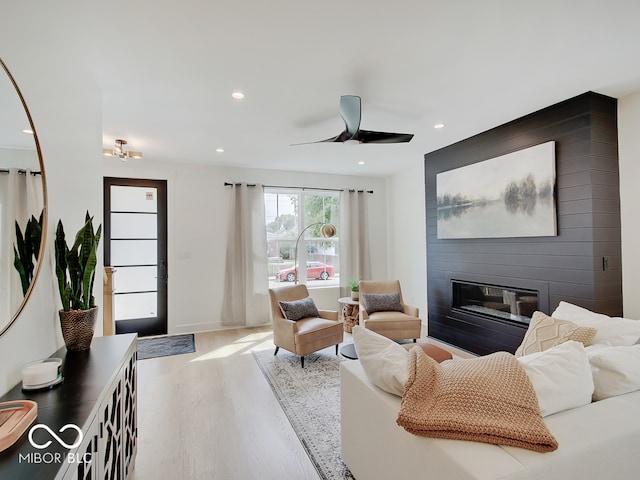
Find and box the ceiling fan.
[294,95,414,145]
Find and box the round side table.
[340,343,358,360]
[338,296,360,333]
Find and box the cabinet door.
[62,417,99,480]
[122,351,137,478]
[99,376,123,480]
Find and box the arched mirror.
[0,57,46,336]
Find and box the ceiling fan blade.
[339,95,361,139]
[354,129,414,144]
[292,95,413,145]
[290,132,344,146]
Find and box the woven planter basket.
[59,307,98,351]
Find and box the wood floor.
[129,325,470,480]
[130,326,321,480]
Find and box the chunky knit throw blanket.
[396,348,558,453]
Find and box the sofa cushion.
[517,341,594,416]
[361,292,404,314]
[278,296,319,321]
[586,344,640,401]
[515,311,596,357]
[352,325,408,396]
[552,301,640,346]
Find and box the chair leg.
[413,339,417,343]
[274,346,279,356]
[300,356,305,368]
[335,344,339,355]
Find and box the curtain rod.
[0,169,42,176]
[224,182,373,194]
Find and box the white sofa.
[340,359,640,480]
[341,303,640,479]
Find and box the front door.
[104,177,168,336]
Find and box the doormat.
[137,334,196,360]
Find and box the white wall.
[386,163,428,328]
[103,159,388,333]
[618,91,640,318]
[0,8,103,393]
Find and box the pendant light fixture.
[102,139,143,161]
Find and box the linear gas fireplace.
[452,280,538,325]
[434,274,551,355]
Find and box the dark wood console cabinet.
[0,334,137,480]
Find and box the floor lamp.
[294,223,336,284]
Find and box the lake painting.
[437,141,557,239]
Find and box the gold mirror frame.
[0,56,47,337]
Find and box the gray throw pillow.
[362,292,404,314]
[279,296,320,321]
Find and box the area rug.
[137,333,196,360]
[252,347,355,480]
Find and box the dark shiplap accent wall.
[424,92,622,355]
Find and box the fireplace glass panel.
[452,280,538,325]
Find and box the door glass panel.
[110,185,159,321]
[111,239,157,265]
[111,186,157,213]
[114,266,157,292]
[111,213,157,238]
[115,292,157,320]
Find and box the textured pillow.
[552,301,640,346]
[352,325,409,396]
[515,311,597,357]
[278,296,319,321]
[517,341,594,416]
[586,344,640,401]
[361,292,404,314]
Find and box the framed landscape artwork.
[436,141,557,239]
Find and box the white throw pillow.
[517,341,594,417]
[586,344,640,401]
[352,326,409,396]
[552,301,640,346]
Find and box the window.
[265,189,339,288]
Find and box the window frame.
[265,188,339,289]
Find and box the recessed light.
[231,92,245,100]
[21,129,33,134]
[216,148,224,153]
[358,161,365,165]
[434,123,445,129]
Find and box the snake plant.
[13,212,43,295]
[55,211,102,312]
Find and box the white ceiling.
[36,1,640,175]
